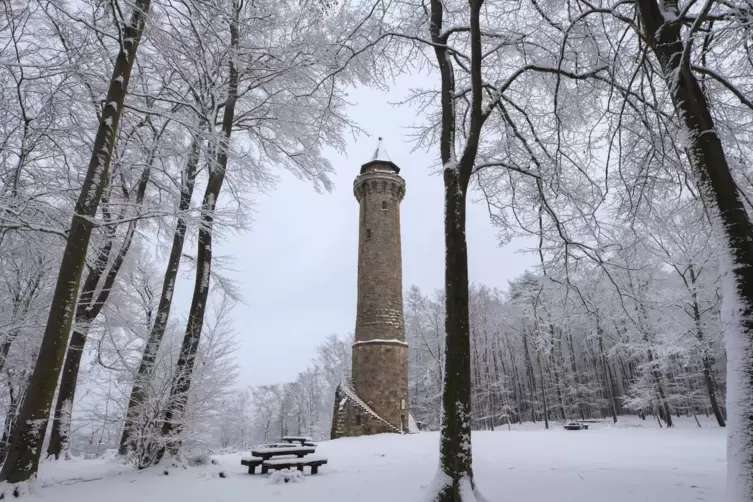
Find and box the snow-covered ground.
[20,417,724,501]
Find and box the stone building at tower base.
[330,382,402,439]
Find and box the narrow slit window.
[356,414,362,425]
[381,200,388,211]
[366,229,372,240]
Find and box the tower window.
[366,229,372,240]
[356,414,362,425]
[381,200,388,211]
[401,399,406,410]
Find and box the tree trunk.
[119,133,202,455]
[428,0,487,495]
[637,1,753,495]
[597,325,618,424]
[154,10,240,462]
[505,340,524,423]
[687,267,725,427]
[537,351,549,429]
[435,166,476,499]
[522,330,537,422]
[568,332,585,420]
[48,155,153,460]
[0,0,151,484]
[647,346,673,428]
[46,327,86,460]
[0,383,23,464]
[549,326,566,421]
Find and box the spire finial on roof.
[371,137,391,162]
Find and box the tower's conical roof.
[371,137,391,162]
[361,137,400,174]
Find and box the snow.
[12,417,724,501]
[269,469,304,484]
[352,339,408,347]
[720,250,752,501]
[408,413,419,433]
[250,446,313,455]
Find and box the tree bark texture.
[0,0,151,484]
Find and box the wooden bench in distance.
[261,457,328,475]
[281,436,312,446]
[563,422,589,430]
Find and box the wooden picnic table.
[255,443,296,448]
[249,446,315,461]
[282,436,312,445]
[242,444,324,475]
[563,422,589,431]
[282,436,314,446]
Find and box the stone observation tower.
[331,139,409,438]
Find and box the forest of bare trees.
[1,0,753,500]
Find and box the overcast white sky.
[210,76,538,386]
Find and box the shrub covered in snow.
[268,469,304,484]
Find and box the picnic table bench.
[282,436,314,446]
[563,422,589,430]
[262,456,328,475]
[240,457,265,474]
[241,444,327,475]
[250,446,316,460]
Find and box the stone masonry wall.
[351,341,409,430]
[353,166,406,343]
[331,386,397,439]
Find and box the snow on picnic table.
[282,436,312,442]
[250,446,315,456]
[24,418,723,502]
